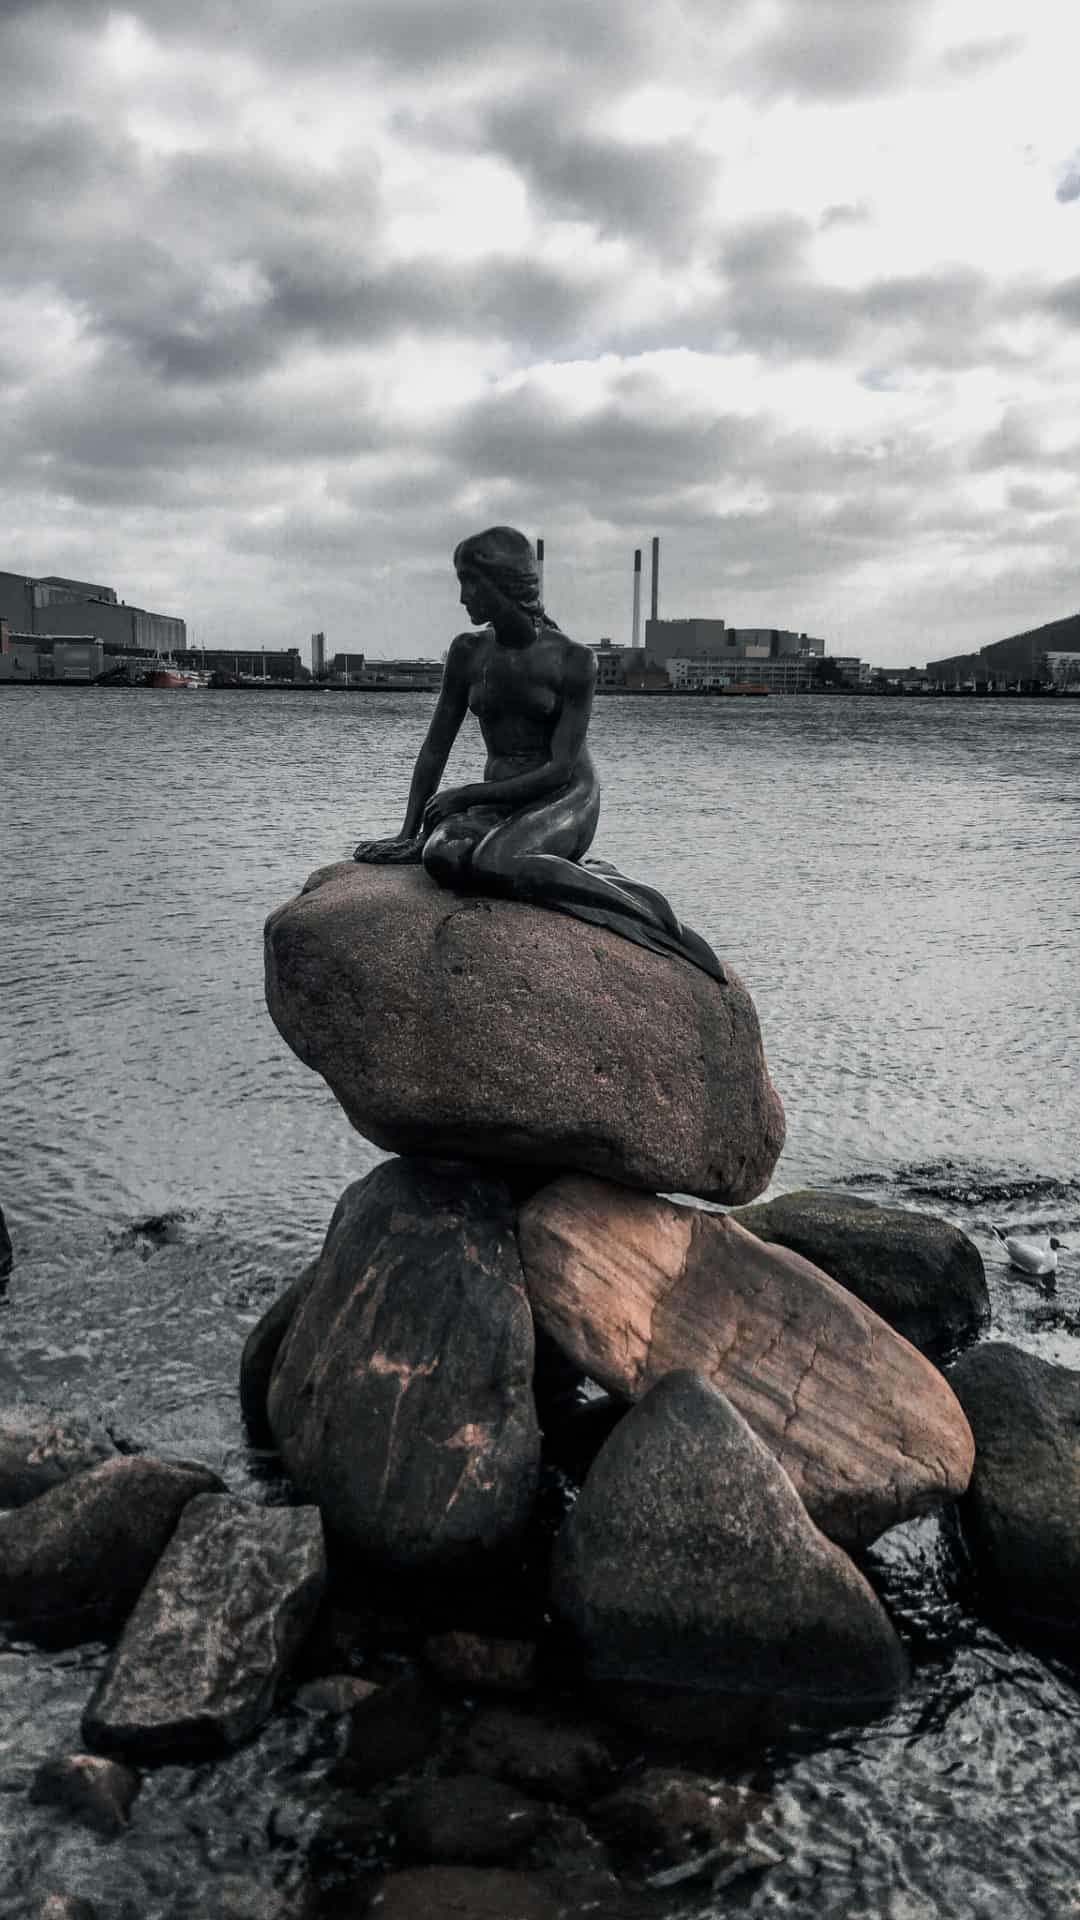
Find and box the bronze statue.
[354,527,724,982]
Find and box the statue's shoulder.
[443,627,485,674]
[556,630,597,685]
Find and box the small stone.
[367,1865,560,1919]
[309,1789,388,1872]
[458,1706,617,1805]
[950,1343,1080,1634]
[83,1495,326,1760]
[396,1774,547,1864]
[294,1674,380,1715]
[30,1752,140,1838]
[0,1404,117,1507]
[0,1455,224,1640]
[588,1768,768,1864]
[730,1189,989,1357]
[339,1670,442,1788]
[423,1631,536,1695]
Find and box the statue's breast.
[469,659,559,723]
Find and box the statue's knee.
[423,834,471,889]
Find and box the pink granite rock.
[264,862,784,1205]
[518,1174,974,1550]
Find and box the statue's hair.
[453,526,544,613]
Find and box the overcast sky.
[3,0,1079,665]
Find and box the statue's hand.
[422,787,474,834]
[353,834,424,865]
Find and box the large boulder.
[949,1343,1080,1636]
[239,1266,313,1445]
[264,863,784,1205]
[519,1175,974,1550]
[83,1494,326,1760]
[730,1190,988,1356]
[551,1370,907,1740]
[0,1455,224,1640]
[0,1205,12,1279]
[267,1159,540,1572]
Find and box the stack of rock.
[251,861,981,1742]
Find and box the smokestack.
[650,536,659,623]
[536,536,545,599]
[632,547,642,650]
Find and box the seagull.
[993,1227,1066,1278]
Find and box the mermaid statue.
[353,526,724,983]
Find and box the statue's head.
[453,527,542,623]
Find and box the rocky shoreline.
[0,863,1076,1920]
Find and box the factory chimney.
[632,547,642,650]
[650,536,659,623]
[536,536,545,600]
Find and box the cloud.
[737,0,938,99]
[1055,155,1080,204]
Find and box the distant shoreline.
[3,681,1079,701]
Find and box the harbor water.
[2,686,1080,1917]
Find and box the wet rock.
[950,1343,1080,1634]
[0,1455,224,1639]
[264,862,784,1205]
[458,1705,617,1805]
[294,1674,380,1715]
[730,1189,989,1356]
[184,1878,317,1920]
[239,1267,313,1445]
[0,1205,12,1279]
[423,1630,537,1695]
[82,1494,325,1761]
[551,1370,907,1742]
[0,1403,116,1507]
[339,1669,442,1787]
[588,1768,768,1865]
[309,1788,387,1872]
[268,1159,540,1573]
[396,1774,548,1864]
[367,1865,560,1919]
[520,1175,974,1550]
[28,1899,98,1920]
[30,1752,140,1838]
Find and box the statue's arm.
[398,634,473,836]
[354,636,472,860]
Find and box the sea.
[2,685,1080,1919]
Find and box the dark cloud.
[738,0,938,99]
[479,96,720,254]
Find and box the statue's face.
[457,566,496,625]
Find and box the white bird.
[994,1228,1065,1277]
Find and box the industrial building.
[927,612,1080,688]
[0,566,186,662]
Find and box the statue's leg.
[470,781,685,938]
[422,818,489,889]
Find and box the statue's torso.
[463,625,593,784]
